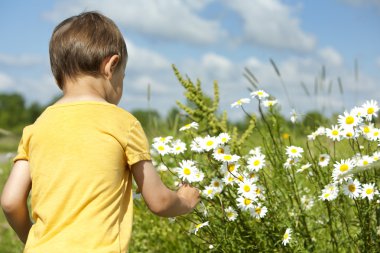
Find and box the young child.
[1,11,200,252]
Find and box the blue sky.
[1,0,380,120]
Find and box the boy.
[1,11,200,252]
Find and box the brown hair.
[49,11,127,89]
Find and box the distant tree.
[302,111,330,131]
[0,93,27,130]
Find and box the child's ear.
[103,54,120,79]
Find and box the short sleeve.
[13,125,33,162]
[125,121,151,166]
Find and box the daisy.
[247,154,266,171]
[238,179,257,198]
[319,184,339,201]
[263,99,278,108]
[337,111,361,128]
[286,146,304,158]
[224,206,238,221]
[210,178,224,193]
[282,228,292,246]
[351,106,366,118]
[231,98,250,108]
[284,157,299,169]
[332,159,355,181]
[254,185,265,200]
[372,151,380,162]
[179,122,199,131]
[190,137,204,153]
[153,136,173,144]
[222,172,237,186]
[249,147,263,156]
[318,154,330,167]
[367,127,380,141]
[218,133,231,144]
[177,160,198,183]
[301,195,314,210]
[356,155,374,167]
[194,170,205,183]
[325,125,343,141]
[220,162,240,174]
[360,123,374,140]
[215,153,240,163]
[250,204,268,219]
[247,172,260,182]
[171,140,187,155]
[152,142,171,155]
[200,135,219,151]
[342,179,362,199]
[296,163,312,173]
[361,183,378,200]
[202,186,216,199]
[341,127,358,139]
[193,221,209,234]
[290,109,299,124]
[361,100,379,121]
[250,90,269,100]
[236,195,255,211]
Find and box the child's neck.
[56,76,109,104]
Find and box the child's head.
[49,11,127,89]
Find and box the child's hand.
[177,184,200,212]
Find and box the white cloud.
[44,0,226,45]
[0,72,15,89]
[0,54,44,67]
[318,47,343,67]
[223,0,316,52]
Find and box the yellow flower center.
[367,107,374,114]
[243,185,251,192]
[228,164,235,172]
[224,155,232,161]
[184,168,191,175]
[284,233,289,240]
[206,140,214,146]
[207,189,213,195]
[228,177,234,182]
[222,137,227,142]
[257,91,263,96]
[176,146,181,151]
[332,130,339,136]
[363,160,369,165]
[366,188,374,195]
[238,175,244,181]
[227,212,234,218]
[256,188,261,194]
[282,133,290,139]
[255,207,261,214]
[364,126,370,133]
[214,181,220,187]
[346,132,353,137]
[374,132,379,137]
[291,148,297,153]
[158,146,165,151]
[348,184,356,192]
[217,148,224,154]
[339,164,349,172]
[244,198,252,205]
[345,116,354,124]
[320,157,325,162]
[253,160,260,166]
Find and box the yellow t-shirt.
[14,101,151,253]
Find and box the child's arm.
[132,160,200,217]
[1,160,33,244]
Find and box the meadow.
[1,65,380,252]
